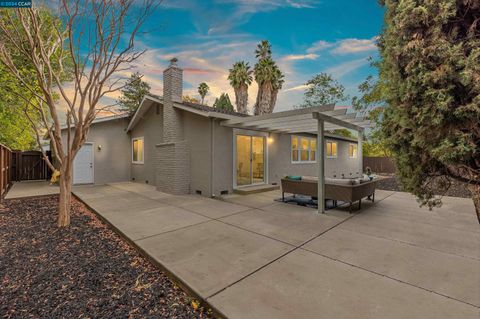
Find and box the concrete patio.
[5,181,480,318]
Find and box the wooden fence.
[1,143,12,202]
[363,156,396,174]
[11,150,51,182]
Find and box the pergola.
[220,104,372,213]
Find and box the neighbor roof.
[126,94,247,132]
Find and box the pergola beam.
[243,109,348,130]
[221,104,335,126]
[313,112,365,132]
[243,118,368,132]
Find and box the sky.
[60,0,385,114]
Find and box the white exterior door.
[73,143,94,184]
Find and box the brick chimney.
[156,58,190,195]
[163,57,183,103]
[163,57,184,142]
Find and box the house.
[64,58,368,198]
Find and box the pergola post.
[358,129,363,176]
[317,118,325,213]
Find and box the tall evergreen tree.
[118,72,151,115]
[379,0,480,221]
[213,93,234,111]
[228,61,252,114]
[198,82,209,105]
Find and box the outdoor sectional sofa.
[281,176,377,213]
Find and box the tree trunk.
[254,84,262,115]
[270,89,278,113]
[258,82,272,115]
[469,184,480,224]
[58,164,72,227]
[236,85,248,114]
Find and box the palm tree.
[254,57,275,115]
[269,66,285,113]
[255,40,272,60]
[228,61,253,114]
[198,82,209,105]
[253,40,283,114]
[254,56,284,115]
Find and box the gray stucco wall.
[128,104,218,194]
[183,112,212,196]
[268,133,361,185]
[129,104,163,185]
[212,121,234,196]
[62,117,131,185]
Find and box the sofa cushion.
[301,175,318,182]
[286,175,302,181]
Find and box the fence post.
[1,146,4,201]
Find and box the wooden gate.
[1,143,12,201]
[12,151,51,181]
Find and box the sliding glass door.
[236,135,265,186]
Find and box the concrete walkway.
[6,181,479,318]
[5,181,59,199]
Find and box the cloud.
[324,58,369,78]
[283,84,309,92]
[306,37,378,55]
[307,40,335,53]
[205,0,320,35]
[331,37,378,55]
[282,53,318,61]
[286,0,318,8]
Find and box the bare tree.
[0,1,159,226]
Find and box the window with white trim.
[291,135,316,163]
[349,143,358,158]
[326,141,338,158]
[132,137,144,164]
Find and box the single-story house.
[63,59,370,202]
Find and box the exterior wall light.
[97,145,102,151]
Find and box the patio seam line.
[299,246,480,309]
[107,183,254,221]
[335,227,480,262]
[206,190,397,300]
[109,204,254,242]
[328,227,480,261]
[132,219,214,242]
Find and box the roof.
[127,94,248,132]
[60,113,130,130]
[149,94,248,117]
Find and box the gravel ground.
[377,175,472,198]
[0,196,213,319]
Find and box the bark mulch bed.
[0,195,213,319]
[377,175,472,199]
